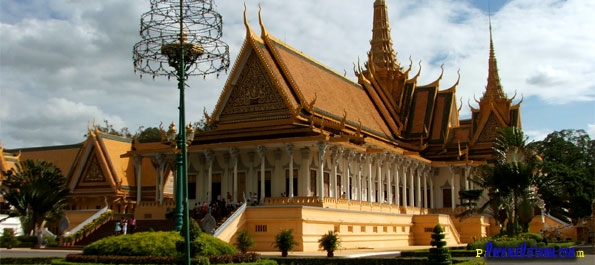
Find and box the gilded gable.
[477,112,502,144]
[74,152,113,192]
[218,52,291,124]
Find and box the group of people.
[114,217,136,235]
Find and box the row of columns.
[131,141,476,210]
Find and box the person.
[122,219,128,235]
[114,220,122,235]
[129,217,136,234]
[227,192,232,202]
[36,226,45,248]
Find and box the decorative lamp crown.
[133,0,230,80]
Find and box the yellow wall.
[529,215,577,241]
[64,210,99,232]
[134,201,176,220]
[220,206,463,252]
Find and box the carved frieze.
[219,53,290,122]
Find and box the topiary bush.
[83,231,179,256]
[427,224,452,265]
[273,229,297,257]
[198,232,237,255]
[318,230,340,257]
[176,218,205,258]
[0,228,19,248]
[82,230,237,257]
[235,229,255,254]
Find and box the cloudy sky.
[1,0,593,149]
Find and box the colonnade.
[131,141,477,211]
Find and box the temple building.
[3,0,575,250]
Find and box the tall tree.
[0,159,72,234]
[459,127,545,234]
[529,129,595,224]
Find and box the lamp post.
[133,1,229,264]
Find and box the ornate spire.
[370,0,398,73]
[482,20,506,101]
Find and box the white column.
[247,151,255,199]
[465,164,471,191]
[423,166,428,209]
[345,150,355,200]
[300,147,311,197]
[331,146,343,198]
[230,148,239,203]
[449,166,456,211]
[409,163,414,207]
[222,153,230,202]
[368,155,374,202]
[386,155,393,204]
[134,156,143,203]
[394,158,400,207]
[377,153,385,203]
[402,160,408,207]
[257,145,266,204]
[358,154,364,202]
[155,153,167,203]
[416,164,422,210]
[429,171,434,209]
[286,144,295,199]
[204,150,214,202]
[317,141,328,201]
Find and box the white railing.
[214,202,247,237]
[65,206,110,236]
[445,216,461,244]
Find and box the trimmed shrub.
[198,232,237,255]
[235,229,255,253]
[83,231,180,256]
[428,224,452,265]
[177,219,205,257]
[0,228,19,248]
[318,230,341,257]
[272,229,297,257]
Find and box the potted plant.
[235,229,254,253]
[1,228,19,249]
[318,230,341,257]
[273,228,297,257]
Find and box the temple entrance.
[257,171,271,198]
[211,182,221,202]
[442,188,452,208]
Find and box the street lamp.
[133,0,229,264]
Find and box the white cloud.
[1,0,593,149]
[587,124,595,139]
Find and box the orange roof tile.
[267,39,392,138]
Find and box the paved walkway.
[2,244,593,265]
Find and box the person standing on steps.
[122,219,128,235]
[114,220,122,235]
[129,217,136,234]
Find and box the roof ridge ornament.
[258,3,269,38]
[482,16,506,102]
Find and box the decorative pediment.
[74,152,114,192]
[218,52,292,124]
[82,155,106,183]
[475,112,502,144]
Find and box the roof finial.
[482,1,506,102]
[370,0,398,72]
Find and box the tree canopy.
[1,159,72,234]
[528,129,595,223]
[460,127,545,235]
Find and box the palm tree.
[492,127,544,233]
[458,127,544,235]
[1,159,72,235]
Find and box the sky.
[0,0,594,150]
